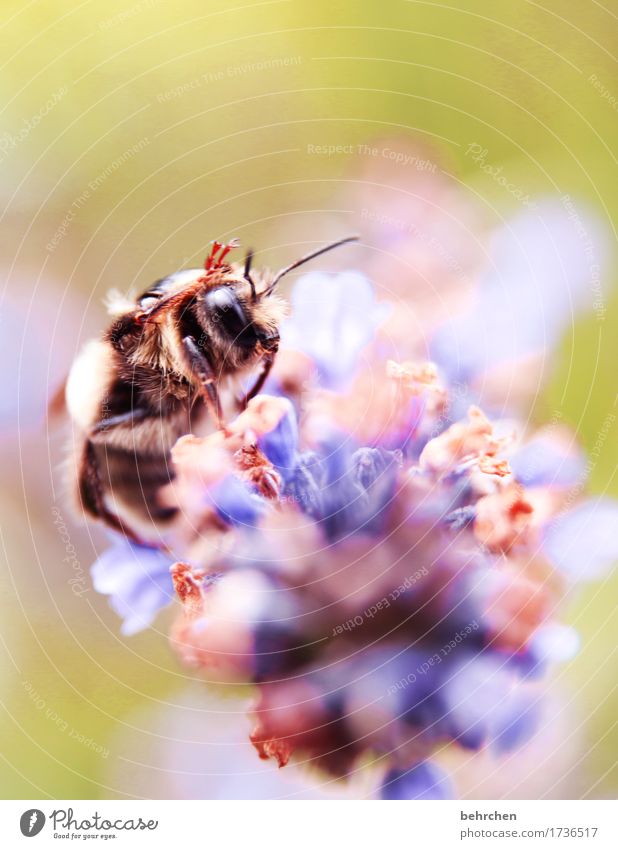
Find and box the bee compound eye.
[204,285,237,312]
[204,286,251,338]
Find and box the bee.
[65,236,357,544]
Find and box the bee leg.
[242,352,275,407]
[181,335,225,428]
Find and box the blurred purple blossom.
[509,429,586,489]
[91,537,174,636]
[279,270,390,387]
[542,499,618,581]
[431,200,610,385]
[380,761,453,800]
[529,623,580,666]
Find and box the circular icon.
[19,809,45,837]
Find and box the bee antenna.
[244,248,257,302]
[261,235,359,297]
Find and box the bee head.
[115,236,358,372]
[190,236,359,368]
[198,279,282,357]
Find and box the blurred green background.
[0,0,616,798]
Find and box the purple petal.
[530,623,580,665]
[510,434,586,488]
[542,498,618,581]
[209,475,267,527]
[256,398,299,479]
[280,271,389,387]
[444,655,502,750]
[492,690,539,754]
[380,761,453,800]
[444,653,537,752]
[91,539,174,635]
[507,623,580,679]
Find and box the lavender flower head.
[92,261,618,800]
